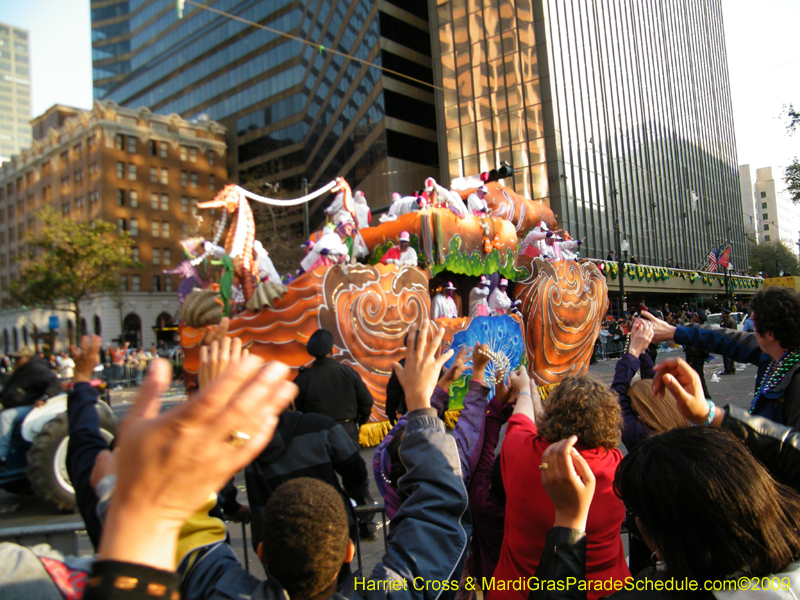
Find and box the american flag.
[707,247,717,272]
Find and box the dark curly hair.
[537,376,622,450]
[750,287,800,350]
[261,478,349,598]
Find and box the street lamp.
[620,238,630,315]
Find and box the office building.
[0,100,227,351]
[754,166,797,253]
[91,0,438,225]
[739,164,756,240]
[0,23,32,163]
[430,0,746,270]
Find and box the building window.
[209,175,215,191]
[132,247,139,261]
[61,175,70,190]
[190,172,198,188]
[761,191,767,198]
[116,134,124,150]
[160,142,167,158]
[180,145,187,161]
[90,162,98,176]
[130,190,138,207]
[89,190,99,203]
[150,140,157,156]
[150,166,157,183]
[127,136,136,153]
[88,134,97,149]
[120,275,128,291]
[118,218,127,232]
[153,248,160,265]
[160,194,168,210]
[129,219,138,236]
[208,151,214,166]
[117,162,125,179]
[765,235,771,242]
[181,196,188,212]
[762,202,768,209]
[131,275,140,291]
[73,142,82,158]
[160,168,168,185]
[153,275,162,292]
[180,171,187,186]
[764,224,770,231]
[118,189,126,206]
[763,213,768,219]
[181,224,188,236]
[165,276,172,292]
[163,248,171,265]
[62,201,71,215]
[151,192,159,209]
[75,169,83,184]
[189,147,197,162]
[42,186,51,201]
[128,163,136,180]
[75,195,84,208]
[152,221,160,237]
[161,221,169,238]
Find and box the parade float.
[176,173,608,445]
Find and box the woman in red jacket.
[489,371,630,600]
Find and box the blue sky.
[1,0,799,197]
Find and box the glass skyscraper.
[430,0,745,270]
[0,23,32,163]
[92,0,438,223]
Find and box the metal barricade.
[353,504,389,572]
[0,521,86,557]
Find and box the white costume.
[253,240,282,284]
[425,178,468,219]
[383,246,418,267]
[556,239,581,260]
[450,175,485,191]
[299,226,349,272]
[432,293,459,319]
[468,286,491,318]
[518,223,551,258]
[354,192,371,229]
[379,196,422,222]
[488,287,515,316]
[467,191,489,215]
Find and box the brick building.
[0,100,227,352]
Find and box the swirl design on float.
[515,258,608,386]
[318,264,431,418]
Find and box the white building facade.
[754,166,798,254]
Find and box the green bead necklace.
[750,349,800,413]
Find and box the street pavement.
[0,347,758,575]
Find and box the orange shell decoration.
[514,258,608,386]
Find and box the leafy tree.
[783,104,800,204]
[746,234,800,277]
[8,207,142,341]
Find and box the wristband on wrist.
[517,390,532,398]
[692,399,715,426]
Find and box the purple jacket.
[452,379,491,487]
[611,352,655,450]
[468,396,514,581]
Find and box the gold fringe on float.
[359,420,393,448]
[361,382,562,448]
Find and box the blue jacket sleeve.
[66,382,109,550]
[611,354,651,450]
[673,326,763,366]
[364,407,471,599]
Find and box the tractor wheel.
[27,412,117,512]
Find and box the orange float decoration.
[179,171,608,445]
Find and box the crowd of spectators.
[2,286,800,599]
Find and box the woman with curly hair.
[488,371,629,600]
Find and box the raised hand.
[199,336,248,390]
[508,367,531,393]
[541,436,596,532]
[652,357,715,425]
[392,317,454,412]
[472,343,491,383]
[71,335,103,384]
[98,354,297,570]
[640,310,676,343]
[438,345,469,390]
[628,318,654,357]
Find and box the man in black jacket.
[293,329,373,448]
[0,346,61,470]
